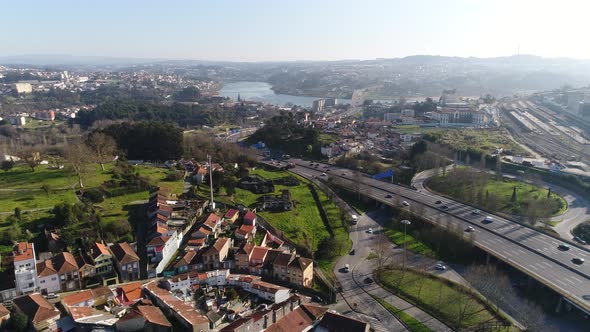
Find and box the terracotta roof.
[263,249,284,266]
[316,311,369,332]
[62,289,93,307]
[224,209,239,219]
[266,304,327,332]
[53,252,79,274]
[188,238,206,246]
[13,242,35,262]
[13,293,60,325]
[138,305,172,327]
[169,270,200,283]
[0,304,9,318]
[147,236,170,247]
[174,250,197,267]
[243,211,257,223]
[250,246,269,262]
[205,213,220,224]
[37,260,57,278]
[143,281,209,327]
[153,223,169,234]
[206,237,229,254]
[91,242,111,259]
[116,282,143,305]
[273,252,295,267]
[289,257,313,272]
[110,242,139,265]
[197,167,208,175]
[194,226,211,236]
[237,242,254,255]
[69,306,93,321]
[252,281,288,294]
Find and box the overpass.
[284,159,590,314]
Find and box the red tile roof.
[110,242,139,265]
[243,211,256,223]
[53,252,79,274]
[0,304,10,318]
[62,289,93,307]
[116,282,143,305]
[36,260,57,278]
[138,305,172,327]
[224,209,239,219]
[143,281,209,327]
[266,304,327,332]
[13,242,35,262]
[147,236,170,247]
[91,242,111,259]
[316,311,369,332]
[187,238,206,246]
[250,246,269,262]
[13,293,60,325]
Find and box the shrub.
[83,188,105,203]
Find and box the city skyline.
[2,0,590,62]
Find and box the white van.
[351,215,358,224]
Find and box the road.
[412,167,590,241]
[282,159,590,314]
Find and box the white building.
[154,230,182,274]
[12,83,32,94]
[384,113,402,121]
[13,242,38,294]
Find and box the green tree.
[14,207,21,220]
[1,160,14,172]
[10,311,29,332]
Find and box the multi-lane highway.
[284,158,590,314]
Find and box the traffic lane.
[289,165,590,304]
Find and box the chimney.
[263,314,268,328]
[272,310,277,323]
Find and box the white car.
[472,209,480,215]
[321,172,327,176]
[435,263,446,270]
[367,228,373,234]
[465,226,475,232]
[402,201,410,207]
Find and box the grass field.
[428,170,567,217]
[377,268,506,329]
[371,295,433,332]
[135,165,186,193]
[382,224,436,258]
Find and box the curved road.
[284,159,590,314]
[411,167,590,240]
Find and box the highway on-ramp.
[282,159,590,314]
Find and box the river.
[219,81,350,107]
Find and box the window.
[28,283,34,287]
[60,275,65,280]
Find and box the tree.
[10,311,29,332]
[87,132,117,171]
[174,86,201,102]
[1,160,14,172]
[40,184,51,197]
[16,146,43,172]
[65,141,93,188]
[14,207,21,220]
[510,186,517,203]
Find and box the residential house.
[163,271,204,293]
[265,304,327,332]
[173,249,197,274]
[90,242,114,276]
[272,252,295,283]
[143,281,210,332]
[261,231,284,249]
[315,311,370,332]
[61,286,112,313]
[203,213,222,236]
[13,241,38,294]
[147,236,171,264]
[110,242,140,282]
[118,305,172,332]
[193,166,208,184]
[187,238,206,250]
[13,293,60,331]
[288,257,314,288]
[52,252,81,291]
[202,237,232,270]
[0,304,10,324]
[234,243,254,272]
[243,210,257,226]
[36,260,60,295]
[191,226,212,239]
[115,282,143,306]
[223,209,240,224]
[249,246,269,275]
[235,224,256,241]
[75,251,95,280]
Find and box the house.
[266,304,327,332]
[13,241,38,294]
[191,226,212,239]
[187,238,206,250]
[249,246,269,275]
[13,293,60,331]
[61,286,112,312]
[147,236,171,264]
[288,257,314,288]
[90,242,114,276]
[203,213,222,236]
[207,310,223,329]
[143,281,210,332]
[75,252,95,280]
[36,260,60,294]
[203,237,232,270]
[235,224,256,240]
[237,175,274,194]
[223,209,240,224]
[220,295,306,332]
[116,305,172,332]
[193,166,208,184]
[115,282,143,306]
[243,211,257,226]
[250,280,291,303]
[174,249,198,274]
[261,231,284,249]
[272,252,295,282]
[110,242,140,282]
[234,243,254,272]
[259,190,293,211]
[52,252,81,291]
[0,303,10,324]
[315,311,370,332]
[163,271,204,293]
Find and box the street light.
[401,219,411,271]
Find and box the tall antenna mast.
[208,154,215,210]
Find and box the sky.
[2,0,590,62]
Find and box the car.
[472,209,481,215]
[314,165,319,168]
[321,172,327,176]
[364,277,374,284]
[343,264,350,272]
[326,168,331,172]
[402,201,410,207]
[385,194,392,198]
[440,205,448,210]
[341,173,346,176]
[349,249,356,255]
[558,244,570,251]
[45,293,58,299]
[367,228,373,234]
[309,163,314,166]
[435,200,442,204]
[574,237,588,245]
[483,216,494,224]
[572,257,585,265]
[465,226,475,232]
[435,263,446,270]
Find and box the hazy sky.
[2,0,590,61]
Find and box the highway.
[283,159,590,314]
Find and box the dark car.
[574,237,587,245]
[385,194,392,198]
[435,200,442,204]
[572,257,585,265]
[364,277,374,284]
[440,205,448,209]
[349,249,356,255]
[341,173,346,176]
[558,244,570,251]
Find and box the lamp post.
[401,219,411,270]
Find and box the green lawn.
[135,165,186,193]
[382,225,436,258]
[372,295,433,332]
[377,268,506,329]
[428,169,567,217]
[0,164,113,190]
[0,189,76,212]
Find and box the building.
[203,237,232,270]
[243,210,257,226]
[110,242,140,282]
[312,99,326,112]
[89,242,117,284]
[13,82,32,94]
[266,304,327,332]
[0,304,10,324]
[31,110,55,121]
[115,282,143,306]
[13,242,38,294]
[223,209,240,223]
[315,311,370,332]
[61,286,112,312]
[430,106,487,125]
[116,305,172,332]
[384,112,402,121]
[288,257,314,288]
[235,243,254,272]
[51,252,81,291]
[36,260,60,295]
[13,293,60,331]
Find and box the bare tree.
[374,234,393,269]
[16,145,43,172]
[65,141,93,188]
[87,132,117,171]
